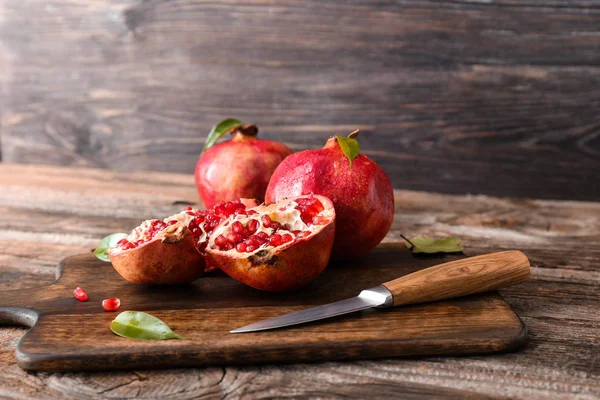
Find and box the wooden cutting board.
[0,244,527,372]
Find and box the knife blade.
[230,286,393,333]
[231,251,531,333]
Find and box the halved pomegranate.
[206,194,335,291]
[108,199,257,284]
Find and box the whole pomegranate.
[207,194,335,291]
[265,130,394,259]
[108,199,257,283]
[195,120,292,209]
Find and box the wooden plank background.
[1,0,599,201]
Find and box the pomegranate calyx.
[230,124,258,138]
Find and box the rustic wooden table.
[0,164,598,399]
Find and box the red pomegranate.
[265,130,394,259]
[206,194,335,291]
[108,199,258,283]
[195,121,292,209]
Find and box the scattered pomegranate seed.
[102,298,120,311]
[167,220,178,226]
[185,206,193,211]
[281,234,293,243]
[73,287,88,301]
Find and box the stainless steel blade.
[230,285,393,333]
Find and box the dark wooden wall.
[1,0,599,201]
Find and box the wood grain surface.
[0,164,599,398]
[1,1,600,201]
[0,249,527,372]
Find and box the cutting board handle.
[382,251,530,307]
[0,286,43,327]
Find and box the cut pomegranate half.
[206,194,335,291]
[108,199,258,284]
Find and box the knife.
[231,250,530,333]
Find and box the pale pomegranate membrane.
[111,199,254,255]
[207,195,333,255]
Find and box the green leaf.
[203,118,243,152]
[336,136,360,168]
[94,233,128,262]
[110,311,187,340]
[404,236,463,254]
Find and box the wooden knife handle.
[382,251,530,307]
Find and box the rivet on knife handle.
[381,250,531,307]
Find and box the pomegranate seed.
[247,210,258,216]
[312,216,329,225]
[247,219,259,234]
[102,298,120,311]
[232,221,244,234]
[256,232,268,240]
[262,215,273,228]
[227,233,243,244]
[268,234,283,246]
[236,242,247,252]
[281,233,293,243]
[152,220,167,230]
[296,197,325,224]
[117,239,135,250]
[167,220,178,226]
[270,222,282,230]
[246,236,260,246]
[296,231,310,239]
[215,206,226,216]
[135,240,145,246]
[246,244,258,252]
[73,287,88,301]
[234,208,247,216]
[215,235,229,247]
[224,201,237,212]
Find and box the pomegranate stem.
[348,129,360,139]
